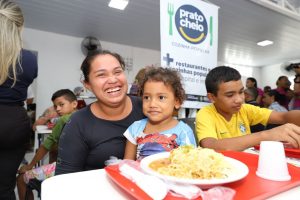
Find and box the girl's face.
[246,79,254,88]
[84,54,128,107]
[142,81,180,123]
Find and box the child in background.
[123,67,196,160]
[17,89,78,200]
[32,106,59,131]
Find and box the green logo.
[168,3,174,36]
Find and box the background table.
[34,125,52,165]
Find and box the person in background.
[196,66,300,151]
[17,89,77,200]
[123,67,196,160]
[32,106,59,131]
[293,63,300,76]
[263,85,271,94]
[244,87,259,106]
[0,1,38,199]
[244,88,265,133]
[275,75,292,109]
[246,77,264,106]
[262,89,288,130]
[55,50,145,175]
[288,75,300,110]
[73,86,86,109]
[129,67,146,96]
[263,90,288,112]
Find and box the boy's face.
[208,80,244,119]
[142,81,180,123]
[53,96,77,116]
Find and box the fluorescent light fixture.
[108,0,129,10]
[257,40,274,47]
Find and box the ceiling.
[15,0,300,67]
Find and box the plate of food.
[140,146,249,188]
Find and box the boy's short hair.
[205,66,241,95]
[51,89,77,102]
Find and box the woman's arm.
[55,117,88,175]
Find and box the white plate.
[140,152,249,188]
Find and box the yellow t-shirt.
[196,103,272,142]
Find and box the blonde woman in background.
[0,1,38,199]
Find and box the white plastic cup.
[256,141,291,181]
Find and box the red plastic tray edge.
[221,151,300,200]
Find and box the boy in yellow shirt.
[196,66,300,151]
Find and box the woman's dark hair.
[80,50,125,82]
[205,66,241,96]
[139,66,186,105]
[247,77,258,88]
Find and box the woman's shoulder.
[70,106,92,120]
[20,49,38,78]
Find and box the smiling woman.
[55,50,145,175]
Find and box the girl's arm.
[123,140,137,160]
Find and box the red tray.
[105,151,300,200]
[254,145,300,159]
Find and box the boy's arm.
[18,145,49,173]
[43,115,70,150]
[200,123,300,151]
[268,110,300,126]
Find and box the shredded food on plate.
[149,146,233,179]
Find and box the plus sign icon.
[163,53,174,66]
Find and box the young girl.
[123,67,196,160]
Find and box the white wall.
[24,27,280,117]
[22,28,160,117]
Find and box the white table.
[35,125,52,150]
[42,169,134,200]
[34,125,52,165]
[42,167,300,200]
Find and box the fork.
[168,3,174,35]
